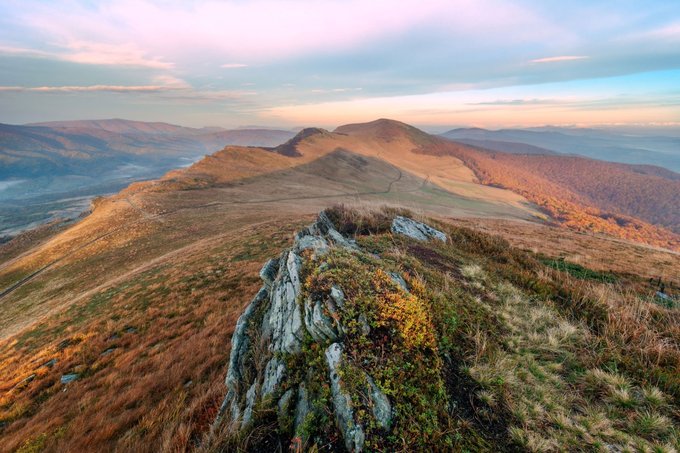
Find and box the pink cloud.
[0,85,178,93]
[16,0,553,64]
[530,55,590,64]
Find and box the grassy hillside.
[209,206,679,452]
[407,133,680,250]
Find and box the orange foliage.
[426,144,680,251]
[372,269,436,350]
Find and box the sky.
[1,0,680,129]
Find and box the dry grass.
[0,219,304,452]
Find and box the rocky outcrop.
[391,215,447,242]
[215,211,441,451]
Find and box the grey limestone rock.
[216,211,408,451]
[326,343,365,452]
[391,216,447,242]
[366,375,392,429]
[242,383,259,426]
[266,251,304,354]
[60,373,79,385]
[262,358,286,397]
[259,258,280,286]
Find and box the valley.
[0,120,295,238]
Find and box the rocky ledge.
[214,211,447,452]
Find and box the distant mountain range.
[441,127,680,171]
[0,119,295,236]
[1,119,295,179]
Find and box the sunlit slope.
[0,140,536,340]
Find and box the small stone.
[101,348,116,356]
[358,313,371,336]
[124,326,137,334]
[330,286,345,308]
[388,272,408,292]
[42,358,58,368]
[60,373,79,385]
[17,374,36,387]
[57,339,71,350]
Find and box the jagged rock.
[242,383,259,426]
[304,298,340,342]
[294,383,311,435]
[225,286,269,390]
[266,251,304,354]
[326,343,365,452]
[259,258,280,286]
[217,287,270,427]
[388,272,408,292]
[295,233,330,257]
[391,216,447,242]
[366,375,392,429]
[278,388,295,417]
[317,211,359,250]
[330,285,345,308]
[262,358,286,397]
[217,211,412,450]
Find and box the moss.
[540,257,618,283]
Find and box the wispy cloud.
[530,55,590,64]
[221,63,248,69]
[0,85,180,93]
[0,41,173,69]
[59,41,173,69]
[468,98,563,106]
[310,88,363,93]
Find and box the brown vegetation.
[421,141,680,250]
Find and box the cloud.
[310,88,363,93]
[468,98,563,106]
[10,0,550,63]
[59,41,174,68]
[221,63,248,69]
[530,55,590,64]
[0,85,180,93]
[0,41,173,69]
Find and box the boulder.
[391,216,447,242]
